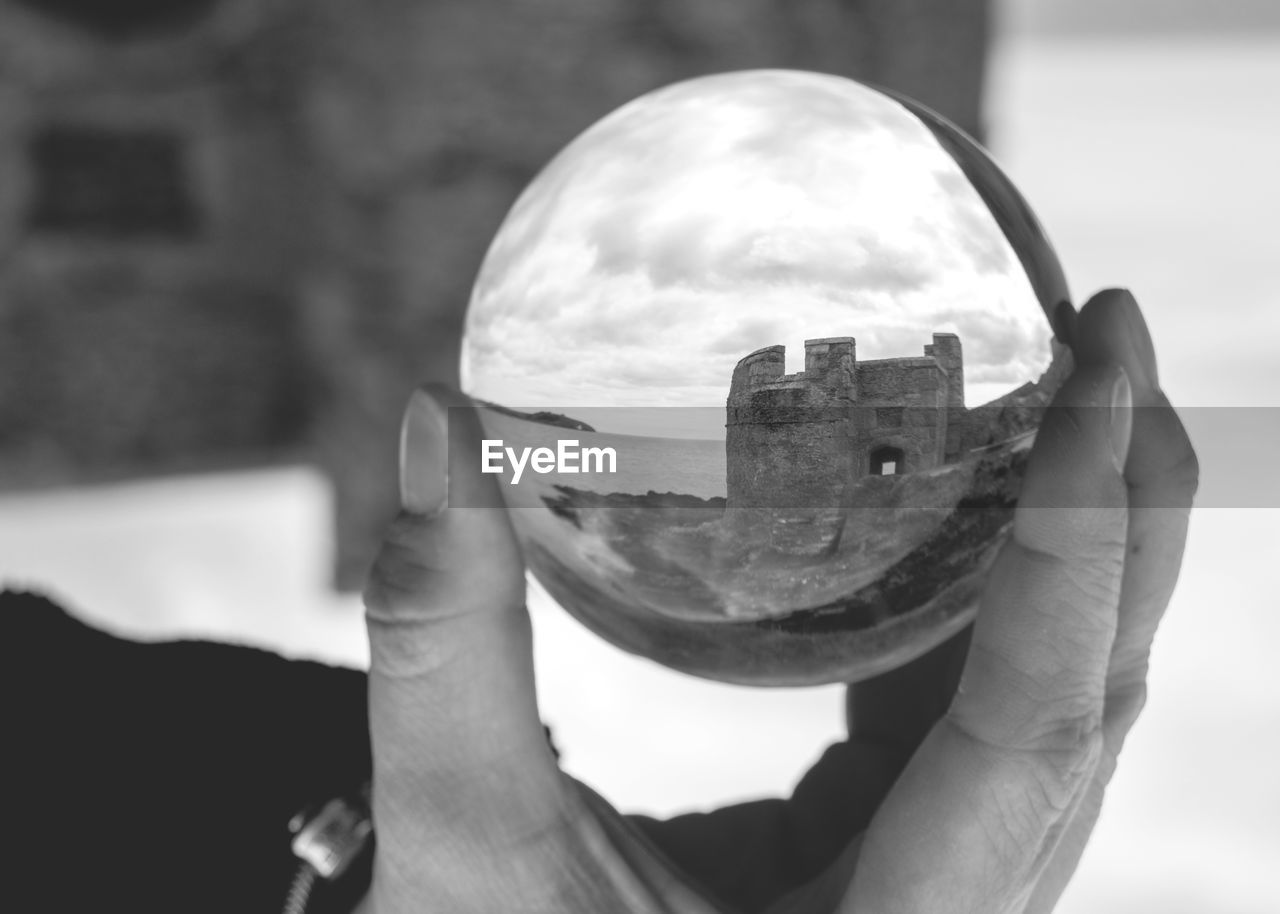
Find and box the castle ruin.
[726,334,967,508]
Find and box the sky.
[1002,0,1280,36]
[461,70,1051,432]
[984,34,1280,914]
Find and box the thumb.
[362,388,563,886]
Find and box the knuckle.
[380,511,440,562]
[362,546,454,679]
[362,563,419,619]
[969,691,1105,767]
[366,540,423,601]
[952,707,1103,832]
[1014,507,1129,569]
[1028,708,1105,767]
[1104,679,1149,738]
[1061,551,1127,618]
[362,515,446,618]
[1032,722,1103,811]
[984,539,1123,660]
[953,640,1107,763]
[364,559,423,621]
[362,590,457,679]
[366,620,451,680]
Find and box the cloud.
[706,316,792,356]
[463,71,1055,428]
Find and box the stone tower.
[725,333,964,508]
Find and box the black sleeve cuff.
[4,589,372,914]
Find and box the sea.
[480,408,727,499]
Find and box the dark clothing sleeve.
[6,588,909,914]
[630,739,906,912]
[5,590,372,914]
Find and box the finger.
[1076,288,1198,712]
[1024,289,1198,913]
[363,388,565,875]
[844,361,1132,914]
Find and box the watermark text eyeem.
[481,439,617,484]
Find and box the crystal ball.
[461,70,1072,686]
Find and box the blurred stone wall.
[0,0,991,590]
[0,0,316,484]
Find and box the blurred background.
[1,1,1276,912]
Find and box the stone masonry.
[725,333,965,508]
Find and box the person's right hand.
[355,288,1197,913]
[831,288,1199,913]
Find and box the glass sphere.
[461,70,1072,686]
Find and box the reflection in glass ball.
[461,70,1072,686]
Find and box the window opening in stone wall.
[875,406,904,428]
[26,125,201,239]
[14,0,219,40]
[870,445,905,476]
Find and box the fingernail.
[399,388,448,515]
[1109,369,1133,474]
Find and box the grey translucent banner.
[436,405,1263,509]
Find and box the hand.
[834,291,1198,914]
[356,289,1197,913]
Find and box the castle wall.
[731,345,787,389]
[0,2,315,486]
[726,338,857,508]
[924,332,964,409]
[853,358,950,473]
[942,338,1072,462]
[802,336,857,390]
[726,334,964,509]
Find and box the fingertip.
[1075,289,1158,393]
[362,509,442,625]
[400,389,448,515]
[1021,361,1131,518]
